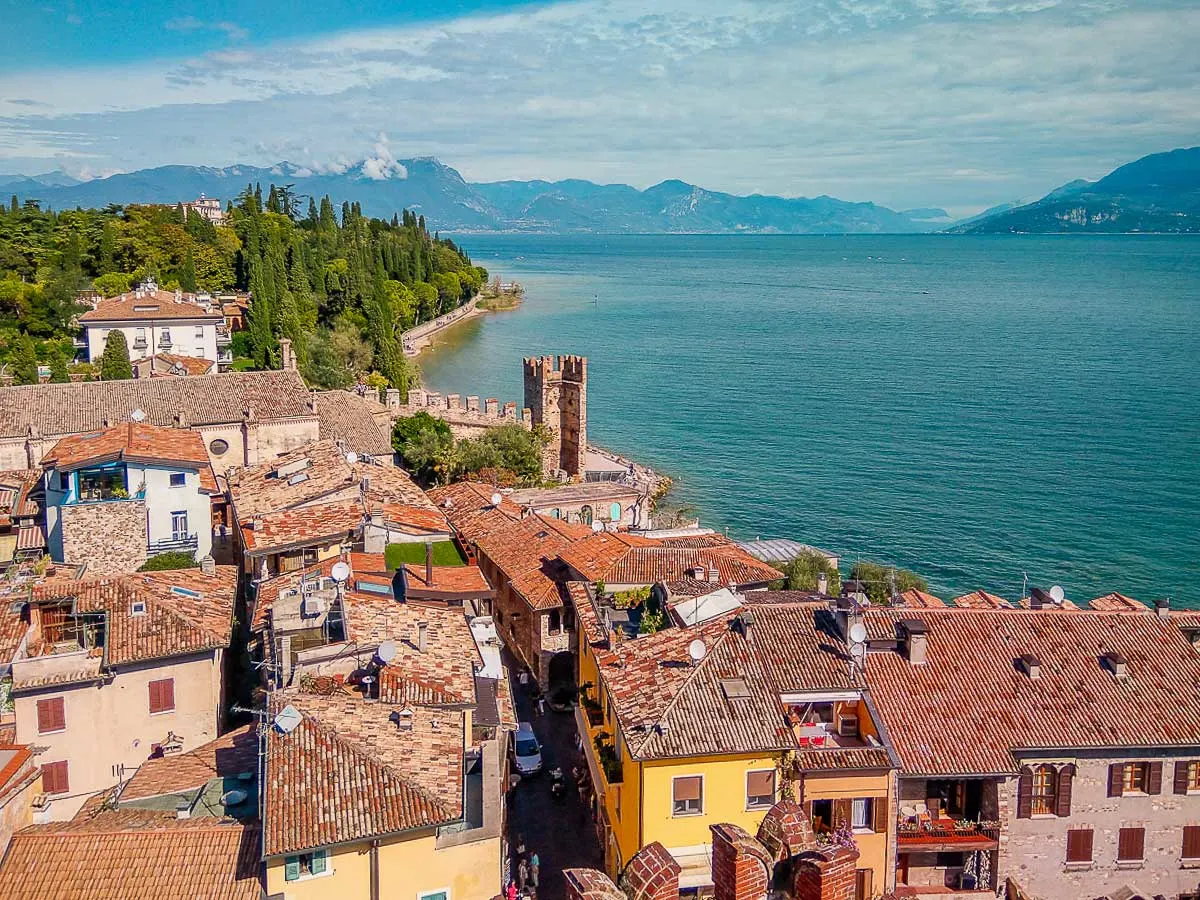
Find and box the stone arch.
[580,505,594,526]
[756,800,815,862]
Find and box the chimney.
[425,542,434,586]
[734,611,755,644]
[1103,651,1129,680]
[199,555,216,575]
[280,338,297,371]
[1155,597,1171,619]
[898,618,928,666]
[417,621,429,652]
[708,566,719,583]
[1018,653,1041,680]
[279,635,292,687]
[817,571,828,594]
[1029,587,1051,609]
[174,410,188,428]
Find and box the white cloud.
[165,16,249,42]
[1,0,1197,210]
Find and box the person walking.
[506,881,518,900]
[517,857,529,896]
[529,852,540,894]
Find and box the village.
[0,284,1196,900]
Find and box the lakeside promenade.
[401,296,484,356]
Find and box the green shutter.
[284,857,301,881]
[310,850,327,875]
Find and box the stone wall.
[388,388,532,440]
[60,500,148,574]
[524,355,587,478]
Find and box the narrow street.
[505,663,604,900]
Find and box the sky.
[2,0,1198,215]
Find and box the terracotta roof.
[25,566,236,669]
[314,390,394,457]
[120,725,258,802]
[896,588,946,608]
[595,619,793,760]
[241,500,363,554]
[740,596,862,694]
[1087,592,1148,612]
[570,581,607,646]
[16,522,46,551]
[341,593,483,706]
[0,603,30,667]
[402,563,492,595]
[862,607,1200,776]
[560,531,780,586]
[949,590,1012,609]
[0,469,41,525]
[79,290,222,323]
[793,746,893,772]
[264,691,463,856]
[507,481,640,507]
[0,370,314,439]
[132,352,216,376]
[42,422,218,492]
[0,816,261,899]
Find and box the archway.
[547,651,577,710]
[580,505,593,525]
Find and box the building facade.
[79,283,231,370]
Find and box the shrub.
[138,551,199,571]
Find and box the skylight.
[170,586,202,599]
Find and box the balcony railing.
[897,819,1000,850]
[216,326,232,343]
[72,336,87,349]
[148,534,200,554]
[132,338,148,349]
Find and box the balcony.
[72,336,87,349]
[216,326,232,344]
[158,336,174,349]
[897,819,1000,852]
[148,534,200,555]
[132,337,148,350]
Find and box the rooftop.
[506,481,641,507]
[862,606,1200,775]
[42,422,218,491]
[736,538,839,565]
[313,389,395,458]
[131,352,216,376]
[559,531,780,587]
[119,724,258,804]
[240,499,363,555]
[79,290,223,323]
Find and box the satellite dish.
[688,639,707,663]
[377,639,397,664]
[490,492,502,506]
[591,521,604,533]
[130,409,146,422]
[1049,585,1065,605]
[330,561,351,583]
[345,451,359,465]
[848,622,868,644]
[220,789,248,807]
[273,704,302,734]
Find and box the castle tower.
[523,355,587,479]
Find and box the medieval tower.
[523,355,587,479]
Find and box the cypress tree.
[320,197,336,232]
[9,195,16,213]
[307,198,319,226]
[49,349,70,383]
[99,330,133,380]
[10,336,39,385]
[179,247,197,292]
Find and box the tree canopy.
[99,329,133,380]
[391,413,546,486]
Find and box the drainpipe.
[370,840,380,900]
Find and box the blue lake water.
[422,234,1200,604]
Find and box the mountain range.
[0,160,940,234]
[3,146,1197,234]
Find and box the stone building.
[524,354,587,479]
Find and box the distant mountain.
[952,147,1200,234]
[2,159,939,234]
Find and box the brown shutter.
[673,776,701,802]
[1175,761,1192,795]
[1017,767,1033,819]
[1147,761,1163,795]
[834,798,853,827]
[1184,826,1200,860]
[36,697,65,733]
[873,796,889,833]
[149,678,175,714]
[162,679,175,711]
[1108,763,1124,798]
[747,770,774,800]
[1066,828,1093,863]
[41,761,68,795]
[1055,764,1075,817]
[854,868,873,900]
[1118,827,1145,861]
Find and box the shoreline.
[401,296,486,358]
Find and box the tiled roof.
[314,390,394,457]
[251,553,390,632]
[120,724,258,802]
[740,596,863,694]
[793,746,893,772]
[228,441,362,518]
[240,500,363,554]
[132,352,216,376]
[42,422,218,491]
[0,469,41,525]
[79,290,222,322]
[0,816,261,899]
[949,590,1011,609]
[569,581,607,646]
[506,481,641,507]
[1087,592,1148,612]
[402,563,492,595]
[27,566,236,668]
[342,593,483,706]
[862,607,1200,775]
[264,691,463,856]
[897,588,946,608]
[0,370,314,439]
[0,602,30,668]
[595,619,793,760]
[559,531,780,586]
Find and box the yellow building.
[572,584,897,898]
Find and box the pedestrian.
[517,857,529,895]
[529,852,540,892]
[536,695,545,716]
[507,881,518,900]
[515,833,526,857]
[519,670,529,688]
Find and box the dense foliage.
[848,560,928,604]
[776,549,842,594]
[391,413,545,486]
[138,551,199,571]
[0,188,486,390]
[99,329,132,380]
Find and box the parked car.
[513,721,543,775]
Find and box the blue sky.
[2,0,1198,215]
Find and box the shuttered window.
[1183,826,1200,861]
[1056,764,1076,817]
[1032,765,1057,815]
[872,796,890,833]
[1117,827,1145,862]
[148,678,175,714]
[746,770,775,809]
[1065,828,1093,863]
[1017,767,1034,817]
[36,697,65,733]
[672,776,702,815]
[41,760,69,795]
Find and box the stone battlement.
[385,387,533,431]
[523,354,587,382]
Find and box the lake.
[422,234,1200,604]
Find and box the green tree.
[848,560,928,605]
[777,550,841,594]
[99,329,134,380]
[92,272,133,297]
[412,282,439,323]
[392,411,453,453]
[9,335,39,385]
[48,348,71,383]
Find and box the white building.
[40,421,218,571]
[78,282,231,371]
[179,195,226,225]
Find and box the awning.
[16,523,45,552]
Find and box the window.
[854,869,873,900]
[580,505,593,526]
[1032,765,1057,815]
[609,502,622,521]
[810,798,833,834]
[283,849,328,881]
[419,892,449,900]
[194,326,205,339]
[548,609,561,634]
[130,600,147,617]
[208,438,229,456]
[1188,761,1200,792]
[1065,828,1093,864]
[36,697,66,733]
[746,770,775,809]
[148,678,175,714]
[1177,761,1200,794]
[169,472,186,487]
[171,511,188,541]
[851,797,874,830]
[41,760,69,795]
[161,328,172,343]
[59,472,70,492]
[1117,827,1145,863]
[1184,826,1200,862]
[672,776,702,816]
[1123,763,1148,794]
